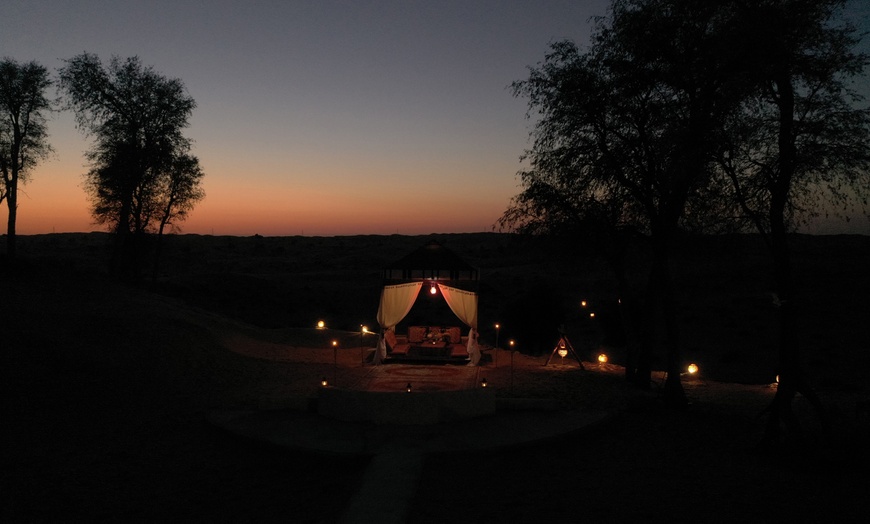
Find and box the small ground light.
[598,353,608,364]
[321,377,328,387]
[332,340,338,384]
[481,378,487,388]
[581,300,587,307]
[317,320,325,329]
[494,324,500,367]
[589,312,596,318]
[406,382,412,393]
[509,340,516,391]
[687,363,699,374]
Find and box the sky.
[2,0,869,237]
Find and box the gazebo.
[374,241,480,364]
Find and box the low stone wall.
[318,386,496,425]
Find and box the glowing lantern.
[581,300,588,308]
[406,382,413,393]
[687,363,699,375]
[481,378,487,388]
[317,320,325,329]
[321,377,328,387]
[598,353,608,364]
[429,283,437,295]
[589,312,596,319]
[558,348,569,359]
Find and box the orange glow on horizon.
[6,172,506,237]
[7,138,864,237]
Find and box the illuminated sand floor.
[346,364,481,392]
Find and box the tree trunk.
[603,233,645,386]
[760,200,828,448]
[110,197,133,278]
[4,128,21,259]
[651,233,687,408]
[622,303,643,384]
[152,219,167,280]
[761,225,801,446]
[5,174,17,259]
[629,226,687,408]
[632,272,656,390]
[759,75,827,449]
[622,234,654,389]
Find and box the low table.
[410,341,447,358]
[415,341,447,348]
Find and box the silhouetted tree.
[505,0,748,406]
[716,0,870,448]
[0,58,52,259]
[59,53,202,277]
[152,153,204,276]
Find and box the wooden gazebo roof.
[382,240,479,283]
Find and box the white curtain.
[466,327,481,366]
[372,336,387,365]
[438,284,478,330]
[376,282,423,329]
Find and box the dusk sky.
[3,0,868,236]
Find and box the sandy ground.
[4,256,870,523]
[195,330,870,523]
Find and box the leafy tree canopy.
[0,57,53,257]
[59,53,204,275]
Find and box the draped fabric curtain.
[376,282,423,329]
[438,284,478,330]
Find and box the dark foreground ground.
[2,233,869,522]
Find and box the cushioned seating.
[408,326,427,343]
[384,329,409,355]
[425,327,440,342]
[445,327,461,344]
[395,326,469,359]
